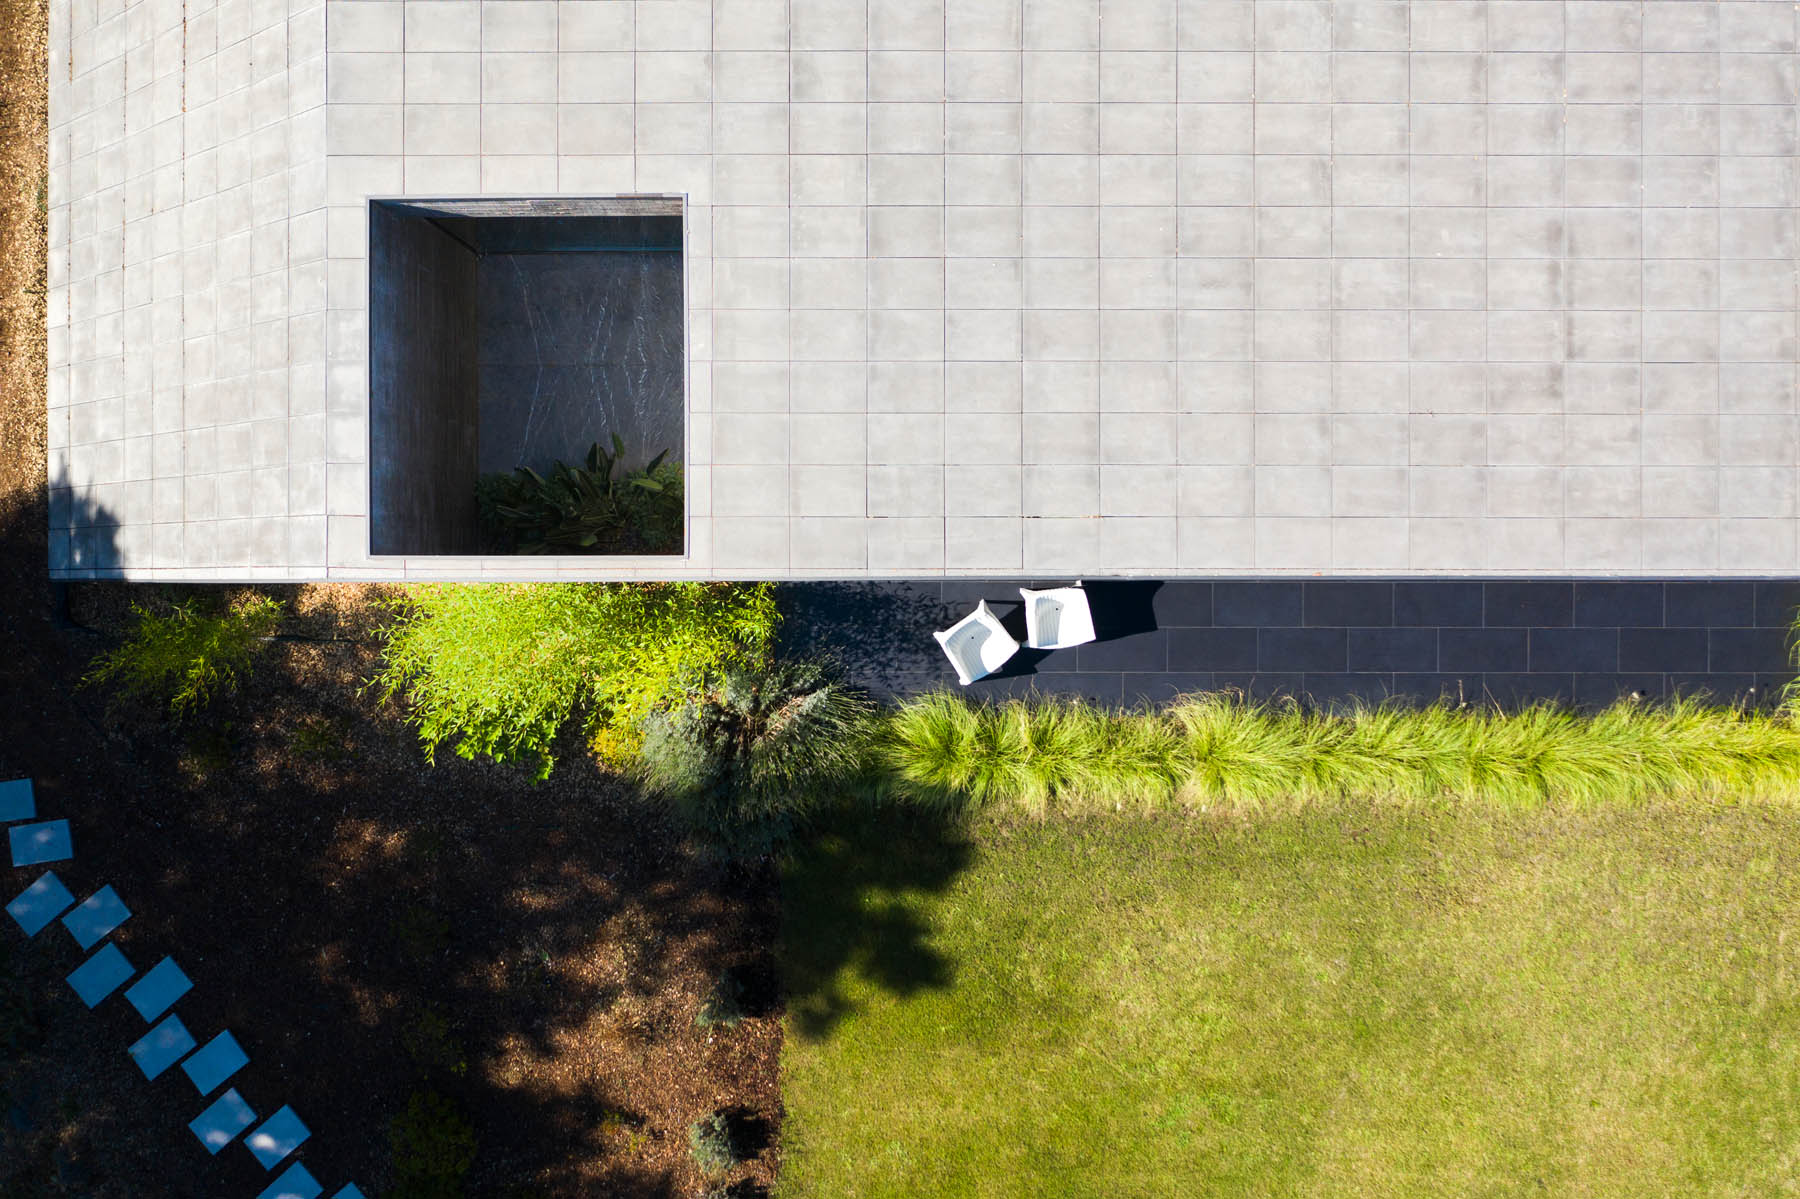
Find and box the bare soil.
[0,4,782,1196]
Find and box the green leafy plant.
[639,661,876,857]
[83,593,283,718]
[373,582,780,778]
[687,1110,744,1176]
[879,691,1800,817]
[388,1090,477,1199]
[477,436,683,555]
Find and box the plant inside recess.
[477,435,683,555]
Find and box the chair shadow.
[985,580,1164,681]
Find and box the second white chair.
[1019,582,1096,651]
[933,600,1021,685]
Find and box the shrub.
[477,437,682,555]
[639,661,875,857]
[373,582,780,778]
[388,1090,477,1199]
[688,1110,743,1176]
[695,968,746,1031]
[879,692,1800,817]
[83,592,282,718]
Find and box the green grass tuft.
[877,691,1800,817]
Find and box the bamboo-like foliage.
[876,691,1800,816]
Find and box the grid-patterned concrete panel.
[46,0,1800,579]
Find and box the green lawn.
[779,803,1800,1198]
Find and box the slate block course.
[1439,628,1529,673]
[1304,582,1393,628]
[1529,628,1620,674]
[1393,582,1484,628]
[1574,583,1664,629]
[1213,582,1303,627]
[1485,583,1574,628]
[1347,628,1438,673]
[789,577,1797,713]
[1668,582,1757,629]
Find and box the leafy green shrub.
[695,968,746,1031]
[687,1110,743,1176]
[373,582,779,778]
[879,692,1800,817]
[83,593,282,718]
[639,661,875,857]
[389,1090,477,1199]
[477,437,682,555]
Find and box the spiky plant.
[639,660,875,857]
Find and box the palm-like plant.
[476,435,682,554]
[640,661,875,858]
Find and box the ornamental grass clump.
[877,691,1800,817]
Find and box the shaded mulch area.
[0,2,781,1194]
[0,584,783,1199]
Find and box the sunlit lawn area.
[780,802,1800,1198]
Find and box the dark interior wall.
[368,203,481,555]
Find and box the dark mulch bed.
[0,576,784,1199]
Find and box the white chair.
[1019,583,1097,651]
[933,600,1021,685]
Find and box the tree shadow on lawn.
[780,803,975,1042]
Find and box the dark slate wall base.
[780,579,1800,710]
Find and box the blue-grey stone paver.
[7,872,74,935]
[0,778,33,822]
[128,1013,196,1080]
[67,943,134,1008]
[61,885,130,949]
[259,1162,323,1199]
[181,1030,248,1095]
[9,819,71,866]
[246,1105,311,1170]
[123,956,192,1022]
[188,1088,256,1154]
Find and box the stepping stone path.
[10,820,72,866]
[124,956,192,1022]
[1,778,364,1194]
[7,872,74,936]
[62,885,130,949]
[190,1089,257,1154]
[183,1030,249,1095]
[130,1015,197,1081]
[259,1162,323,1199]
[66,943,133,1008]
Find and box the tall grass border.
[873,690,1800,818]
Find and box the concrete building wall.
[46,0,1800,581]
[367,202,480,554]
